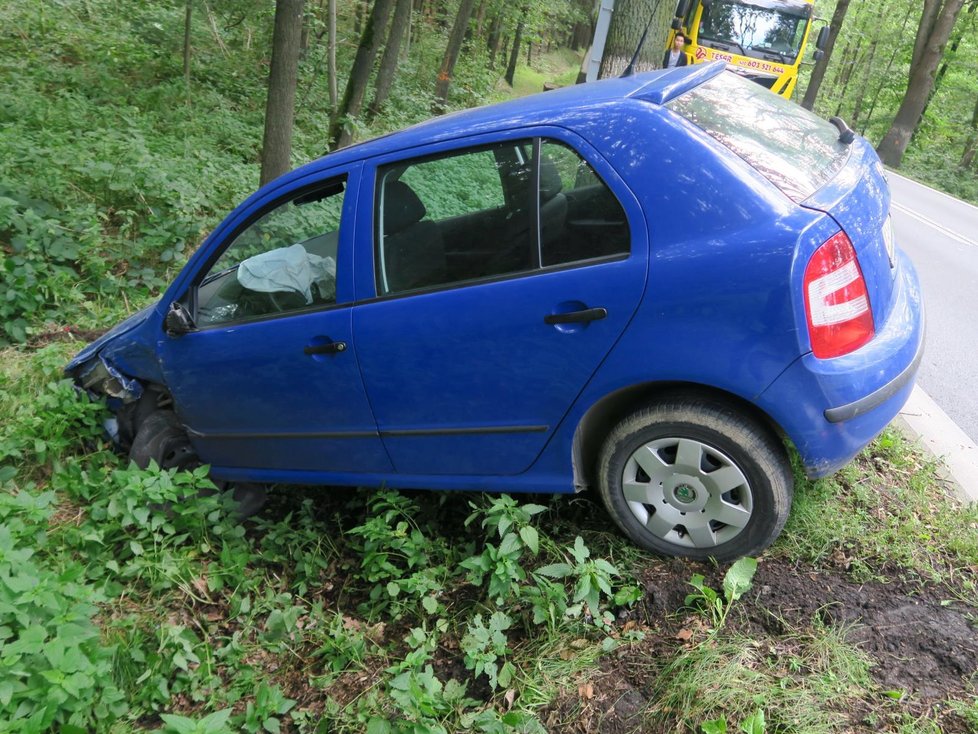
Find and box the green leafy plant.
[702,709,766,734]
[159,708,233,734]
[535,536,623,620]
[461,611,516,690]
[685,557,758,634]
[459,532,528,604]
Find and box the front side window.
[376,138,629,296]
[196,179,346,326]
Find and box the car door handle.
[544,307,607,325]
[304,341,347,355]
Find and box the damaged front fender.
[72,354,145,402]
[65,301,167,403]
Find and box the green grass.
[780,427,978,593]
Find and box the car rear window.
[666,71,850,202]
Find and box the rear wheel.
[597,398,792,561]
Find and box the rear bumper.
[759,250,923,477]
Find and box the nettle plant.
[347,491,453,619]
[0,489,127,732]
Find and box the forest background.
[1,0,977,345]
[1,1,977,733]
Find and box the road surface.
[888,172,978,445]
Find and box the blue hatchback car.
[68,62,923,561]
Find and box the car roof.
[284,62,726,181]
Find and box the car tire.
[129,411,197,471]
[128,411,267,518]
[597,397,792,562]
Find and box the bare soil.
[540,556,978,733]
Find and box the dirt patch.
[745,562,978,700]
[541,557,978,733]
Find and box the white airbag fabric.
[237,244,336,304]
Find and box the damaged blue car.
[68,62,923,561]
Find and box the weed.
[535,536,625,624]
[684,557,758,634]
[461,611,516,690]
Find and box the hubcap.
[621,436,753,549]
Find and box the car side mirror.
[674,0,690,17]
[671,18,682,29]
[165,302,196,337]
[814,49,824,61]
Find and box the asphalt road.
[888,172,978,445]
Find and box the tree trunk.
[959,96,978,170]
[260,0,305,186]
[505,9,526,86]
[474,0,486,36]
[801,0,851,111]
[861,0,917,134]
[487,13,502,66]
[850,3,886,128]
[598,0,671,78]
[368,0,411,119]
[183,0,193,93]
[327,0,337,113]
[916,0,978,132]
[432,0,476,113]
[327,0,396,150]
[877,0,967,167]
[911,0,942,70]
[832,36,862,116]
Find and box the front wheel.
[597,398,792,561]
[129,410,266,518]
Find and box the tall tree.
[959,95,978,170]
[433,0,476,112]
[877,0,967,167]
[368,0,412,119]
[916,0,978,132]
[505,7,527,86]
[598,0,672,78]
[327,0,337,113]
[859,1,917,134]
[801,0,851,110]
[327,0,396,150]
[183,0,193,93]
[260,0,305,186]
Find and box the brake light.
[803,231,874,359]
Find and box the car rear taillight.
[803,231,874,359]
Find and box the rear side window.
[375,138,629,296]
[667,71,849,202]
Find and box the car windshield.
[698,0,810,64]
[666,71,850,202]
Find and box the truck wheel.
[597,398,792,561]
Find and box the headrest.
[384,180,427,234]
[539,156,563,202]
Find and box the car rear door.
[352,131,648,476]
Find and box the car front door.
[156,166,392,478]
[352,133,648,477]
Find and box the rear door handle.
[304,341,347,355]
[544,307,607,325]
